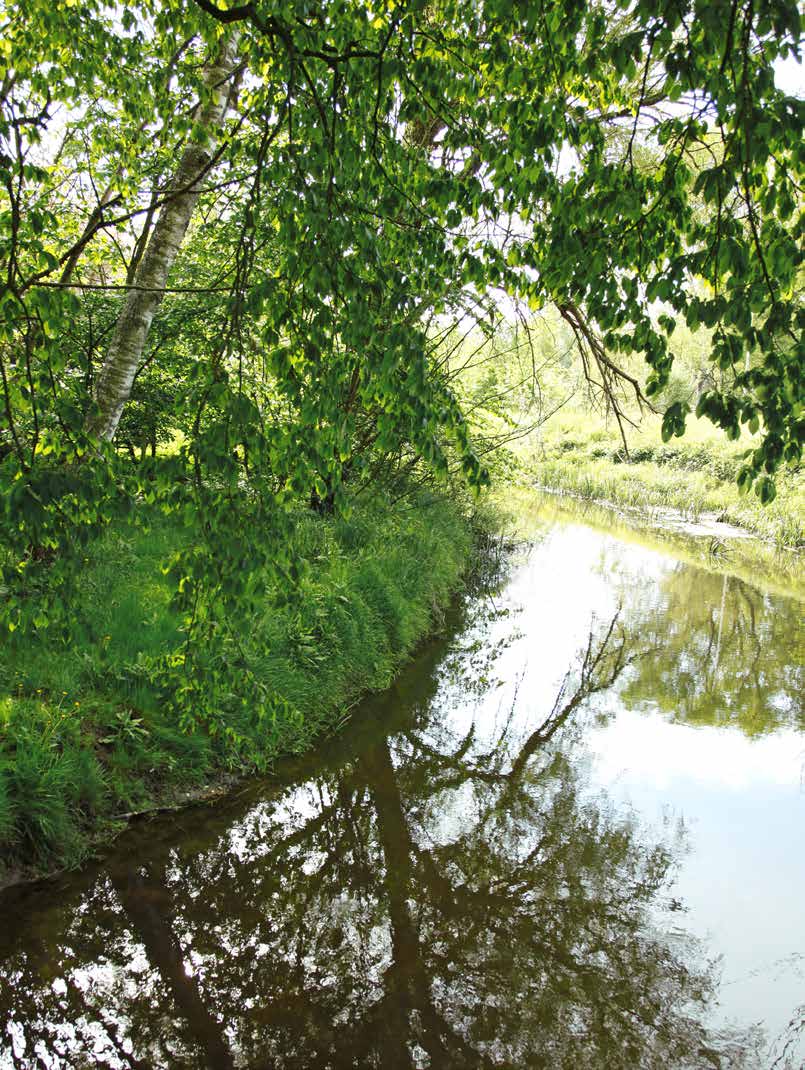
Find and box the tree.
[86,31,241,441]
[0,0,801,647]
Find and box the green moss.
[0,491,472,876]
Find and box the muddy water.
[1,494,803,1069]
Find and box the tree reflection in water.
[0,610,761,1069]
[615,564,804,736]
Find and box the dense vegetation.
[0,0,802,867]
[449,312,804,545]
[0,492,471,873]
[528,416,805,545]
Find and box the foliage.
[0,491,470,871]
[446,310,804,544]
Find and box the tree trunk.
[86,33,239,441]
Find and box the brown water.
[1,494,803,1069]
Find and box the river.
[1,493,803,1069]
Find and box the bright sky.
[775,53,804,96]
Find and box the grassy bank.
[0,491,472,880]
[521,414,804,549]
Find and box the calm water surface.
[1,495,803,1069]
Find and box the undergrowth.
[0,490,472,877]
[523,416,804,549]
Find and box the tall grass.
[0,491,472,876]
[523,415,804,549]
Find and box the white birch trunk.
[87,33,239,441]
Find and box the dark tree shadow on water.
[0,613,765,1069]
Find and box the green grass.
[519,413,805,549]
[0,490,472,877]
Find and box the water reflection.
[0,620,756,1069]
[616,566,804,735]
[1,501,803,1069]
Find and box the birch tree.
[86,31,240,441]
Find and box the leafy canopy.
[0,0,802,684]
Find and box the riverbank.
[520,414,804,549]
[0,491,474,882]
